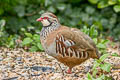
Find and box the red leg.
[67,68,72,74]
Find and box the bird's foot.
[55,62,64,75]
[67,69,72,74]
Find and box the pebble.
[0,48,119,80]
[16,57,22,61]
[0,57,3,61]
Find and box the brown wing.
[55,26,100,59]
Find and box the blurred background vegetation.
[0,0,120,79]
[0,0,120,48]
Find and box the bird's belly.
[44,42,58,57]
[54,54,88,68]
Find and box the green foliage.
[0,0,120,40]
[81,25,98,38]
[22,31,44,52]
[88,0,120,12]
[99,54,109,61]
[0,19,19,48]
[87,73,93,80]
[112,53,120,57]
[82,26,112,80]
[114,5,120,12]
[87,54,112,80]
[0,1,119,79]
[87,73,105,80]
[0,19,7,46]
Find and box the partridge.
[36,12,100,74]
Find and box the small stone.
[50,73,62,79]
[16,57,22,61]
[0,57,3,61]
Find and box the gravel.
[0,47,120,80]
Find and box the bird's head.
[36,12,60,27]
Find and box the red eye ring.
[44,17,48,19]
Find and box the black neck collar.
[43,19,53,27]
[43,22,52,27]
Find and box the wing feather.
[55,26,100,59]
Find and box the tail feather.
[95,49,101,59]
[91,49,101,59]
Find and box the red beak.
[36,17,43,21]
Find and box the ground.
[0,47,120,80]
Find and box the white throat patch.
[41,19,51,26]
